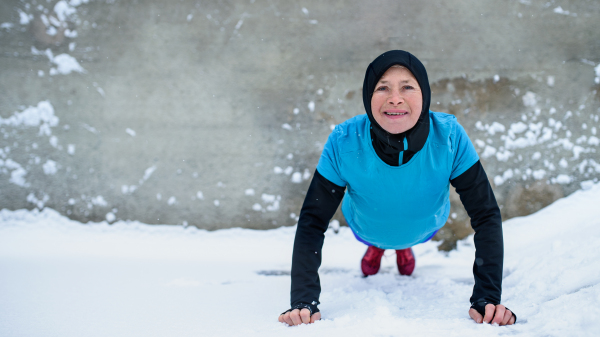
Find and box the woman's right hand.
[278,308,321,326]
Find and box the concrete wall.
[1,0,599,248]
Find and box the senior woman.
[278,50,516,326]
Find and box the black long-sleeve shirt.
[290,160,503,312]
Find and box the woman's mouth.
[383,110,408,118]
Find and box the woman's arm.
[281,169,345,323]
[450,161,506,313]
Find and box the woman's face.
[370,66,423,134]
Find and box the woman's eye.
[376,86,387,91]
[403,85,414,90]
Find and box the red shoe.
[396,248,415,276]
[361,246,386,276]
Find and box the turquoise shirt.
[316,112,479,249]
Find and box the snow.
[18,10,32,25]
[125,128,136,137]
[493,168,513,186]
[290,172,302,183]
[1,182,600,336]
[486,122,505,135]
[91,196,107,207]
[0,101,58,131]
[105,212,116,222]
[481,145,496,159]
[3,159,29,187]
[553,6,576,16]
[532,169,546,180]
[54,1,76,22]
[50,54,86,75]
[43,159,58,175]
[552,174,572,184]
[142,166,156,182]
[522,91,537,107]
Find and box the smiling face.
[370,66,423,134]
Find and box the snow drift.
[1,182,600,336]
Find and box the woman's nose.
[388,91,404,105]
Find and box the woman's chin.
[381,124,411,134]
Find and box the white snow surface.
[50,54,86,75]
[2,183,600,336]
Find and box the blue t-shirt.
[316,112,479,249]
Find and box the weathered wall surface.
[1,0,599,248]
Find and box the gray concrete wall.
[1,0,599,248]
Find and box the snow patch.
[50,54,85,75]
[290,172,302,183]
[522,91,537,107]
[553,6,576,16]
[552,174,572,184]
[43,160,58,175]
[26,193,49,209]
[0,101,59,135]
[1,159,29,187]
[105,212,116,222]
[91,196,107,207]
[54,1,77,22]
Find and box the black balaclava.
[362,50,431,166]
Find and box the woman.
[278,50,516,326]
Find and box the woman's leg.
[395,229,439,276]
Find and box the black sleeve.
[290,169,346,311]
[450,160,503,308]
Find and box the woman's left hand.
[469,304,515,326]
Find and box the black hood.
[362,50,431,166]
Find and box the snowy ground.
[1,183,600,336]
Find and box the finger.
[501,309,513,326]
[310,312,321,323]
[278,314,283,323]
[469,308,483,324]
[299,308,311,324]
[283,312,294,326]
[491,305,505,325]
[289,309,302,326]
[508,314,516,325]
[483,304,495,324]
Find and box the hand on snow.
[278,308,321,326]
[469,303,515,326]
